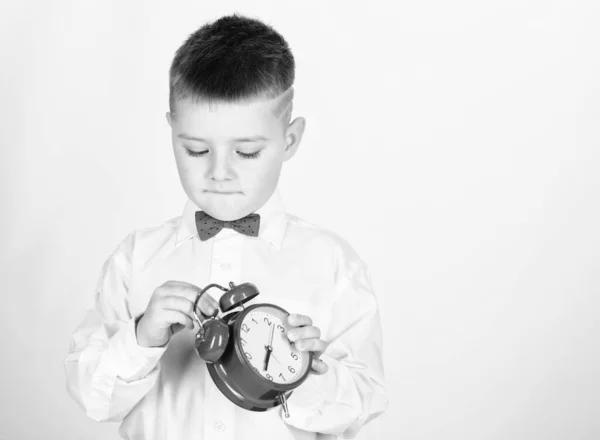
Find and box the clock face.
[238,305,310,385]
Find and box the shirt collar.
[175,188,287,250]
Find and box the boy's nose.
[207,152,235,181]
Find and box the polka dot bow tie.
[195,211,261,241]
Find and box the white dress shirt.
[64,188,387,440]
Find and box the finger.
[158,295,195,315]
[156,280,198,300]
[294,338,327,354]
[159,280,212,305]
[194,293,220,317]
[157,309,195,331]
[287,313,312,327]
[287,326,321,342]
[158,281,221,318]
[310,358,329,375]
[159,294,218,319]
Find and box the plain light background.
[1,0,599,439]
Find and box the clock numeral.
[266,374,273,381]
[277,324,285,333]
[244,352,252,360]
[291,352,298,361]
[241,338,247,346]
[264,317,272,326]
[242,324,250,333]
[279,373,286,381]
[252,318,259,324]
[288,366,296,374]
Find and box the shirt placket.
[202,233,243,440]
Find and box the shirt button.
[220,262,231,271]
[214,421,225,432]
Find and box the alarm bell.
[194,314,229,363]
[219,281,259,311]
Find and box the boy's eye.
[186,149,209,157]
[237,150,261,159]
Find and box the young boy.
[65,13,387,440]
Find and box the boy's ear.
[166,112,172,127]
[283,116,306,162]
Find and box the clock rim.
[233,302,313,391]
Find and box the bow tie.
[195,211,261,241]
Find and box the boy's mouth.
[205,190,240,195]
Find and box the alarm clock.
[192,282,313,417]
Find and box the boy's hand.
[286,313,329,375]
[136,280,219,348]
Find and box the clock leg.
[278,393,290,418]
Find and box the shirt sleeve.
[284,259,388,439]
[64,232,167,422]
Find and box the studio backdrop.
[1,1,599,439]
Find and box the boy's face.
[167,90,305,221]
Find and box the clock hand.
[263,347,272,371]
[263,323,276,371]
[268,322,275,346]
[270,352,281,364]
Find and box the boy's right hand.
[136,280,220,348]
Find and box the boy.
[65,13,387,440]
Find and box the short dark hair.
[169,13,295,114]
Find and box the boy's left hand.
[286,313,329,375]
